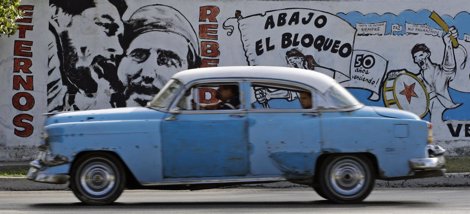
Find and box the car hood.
[45,107,165,125]
[370,106,420,120]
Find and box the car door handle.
[165,115,177,121]
[302,112,319,117]
[230,113,245,118]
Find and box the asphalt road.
[0,188,469,213]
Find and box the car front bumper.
[26,151,70,184]
[409,156,445,170]
[27,164,69,184]
[407,144,447,178]
[408,155,446,178]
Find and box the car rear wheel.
[317,155,375,203]
[70,153,126,205]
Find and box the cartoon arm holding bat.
[441,26,458,73]
[430,11,467,70]
[430,11,458,72]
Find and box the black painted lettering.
[331,40,341,54]
[301,34,314,47]
[314,15,327,28]
[277,13,287,27]
[292,33,300,47]
[281,33,292,49]
[447,123,462,137]
[339,43,353,58]
[322,38,333,51]
[266,37,275,52]
[255,39,264,55]
[264,15,275,29]
[302,12,314,24]
[313,35,325,52]
[288,11,300,25]
[465,124,470,137]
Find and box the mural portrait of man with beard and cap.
[48,0,127,112]
[117,4,201,107]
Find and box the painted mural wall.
[1,0,470,160]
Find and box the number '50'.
[354,54,375,69]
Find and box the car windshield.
[316,82,361,110]
[148,79,183,110]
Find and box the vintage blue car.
[27,66,445,204]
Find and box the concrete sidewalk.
[0,173,469,191]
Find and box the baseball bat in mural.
[430,11,459,48]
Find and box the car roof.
[172,66,337,92]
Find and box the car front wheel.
[70,153,126,205]
[316,155,375,203]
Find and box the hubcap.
[329,158,366,196]
[80,161,116,197]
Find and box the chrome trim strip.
[141,176,286,186]
[176,109,247,115]
[247,105,363,114]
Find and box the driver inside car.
[298,91,313,109]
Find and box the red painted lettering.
[12,5,35,138]
[199,6,220,22]
[13,58,32,73]
[17,25,33,39]
[17,5,34,23]
[199,24,218,40]
[201,41,220,57]
[13,75,33,91]
[12,92,35,111]
[201,59,219,67]
[13,114,34,137]
[14,40,33,57]
[198,87,218,104]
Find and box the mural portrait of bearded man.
[117,4,201,107]
[48,0,127,112]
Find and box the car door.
[247,81,322,177]
[161,81,249,178]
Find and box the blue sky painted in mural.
[338,9,470,121]
[337,9,470,39]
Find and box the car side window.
[312,85,360,110]
[177,83,241,111]
[251,83,313,110]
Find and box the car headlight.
[38,132,49,151]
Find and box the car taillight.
[427,123,433,144]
